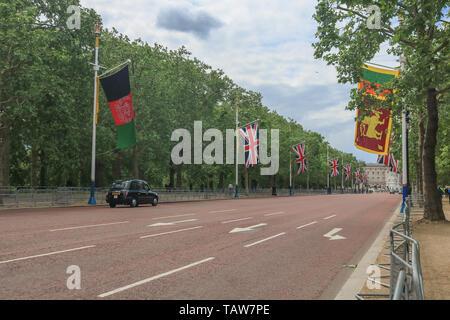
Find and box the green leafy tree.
[313,0,449,221]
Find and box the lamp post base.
[88,181,96,205]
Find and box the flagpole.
[341,153,344,193]
[289,154,292,196]
[88,25,101,205]
[235,98,239,199]
[326,143,330,194]
[351,166,354,192]
[399,55,408,213]
[289,126,292,196]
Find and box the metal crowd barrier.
[0,186,365,209]
[0,186,342,209]
[390,197,424,300]
[356,194,425,300]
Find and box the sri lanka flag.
[354,65,398,155]
[99,65,136,149]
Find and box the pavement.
[0,193,400,299]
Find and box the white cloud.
[80,0,398,163]
[303,104,354,128]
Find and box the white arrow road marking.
[244,233,286,248]
[229,223,267,233]
[98,257,215,298]
[323,214,337,220]
[323,228,346,240]
[296,221,317,229]
[148,219,198,227]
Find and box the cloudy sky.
[80,0,399,163]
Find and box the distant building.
[364,163,401,190]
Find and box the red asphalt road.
[0,193,400,299]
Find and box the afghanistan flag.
[99,65,136,149]
[354,65,399,155]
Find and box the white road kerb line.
[50,221,129,232]
[140,226,203,239]
[244,233,286,248]
[264,211,285,216]
[0,245,96,265]
[152,214,196,220]
[98,257,215,298]
[297,221,318,229]
[221,217,253,224]
[209,209,237,213]
[323,214,337,220]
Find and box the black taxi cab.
[106,179,158,208]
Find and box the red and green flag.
[99,65,136,149]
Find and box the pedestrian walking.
[438,186,443,199]
[446,186,450,203]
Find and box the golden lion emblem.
[359,110,385,141]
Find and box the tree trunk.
[39,149,46,187]
[113,149,122,180]
[0,122,10,187]
[244,167,249,194]
[132,145,139,179]
[169,160,175,188]
[423,88,445,221]
[307,172,310,191]
[218,170,224,190]
[418,108,425,195]
[176,164,182,189]
[31,147,38,186]
[96,160,105,188]
[0,122,10,205]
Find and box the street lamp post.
[235,98,239,199]
[88,25,101,205]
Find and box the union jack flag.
[292,143,307,174]
[389,153,398,173]
[344,164,352,181]
[377,154,390,166]
[355,168,361,183]
[377,132,396,166]
[329,158,339,177]
[362,172,367,185]
[239,121,259,168]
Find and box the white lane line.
[98,257,215,298]
[297,221,318,229]
[244,233,286,248]
[151,214,196,220]
[50,221,129,232]
[209,209,237,213]
[0,245,96,265]
[264,211,285,216]
[148,219,198,227]
[221,217,253,224]
[140,226,203,239]
[323,214,337,220]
